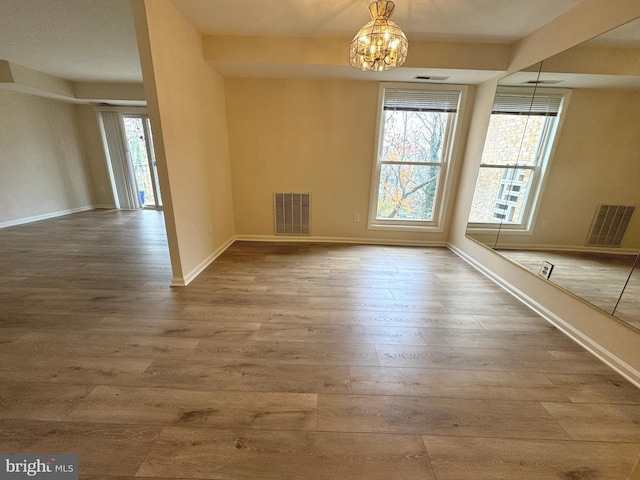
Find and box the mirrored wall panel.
[466,17,640,330]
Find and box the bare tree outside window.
[369,86,464,230]
[376,110,449,221]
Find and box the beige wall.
[0,88,95,226]
[225,78,470,244]
[449,3,640,380]
[227,78,376,240]
[133,0,235,285]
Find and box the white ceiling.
[170,0,584,42]
[0,0,588,83]
[0,0,141,82]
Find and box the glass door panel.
[123,116,162,208]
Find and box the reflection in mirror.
[466,17,640,330]
[612,253,640,329]
[467,62,570,248]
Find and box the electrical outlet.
[353,213,360,222]
[539,261,554,279]
[542,219,550,228]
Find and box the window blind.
[492,91,563,116]
[383,89,460,113]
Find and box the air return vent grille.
[414,75,450,81]
[274,193,310,235]
[586,204,635,246]
[522,79,564,85]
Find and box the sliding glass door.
[123,115,162,209]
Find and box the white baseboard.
[0,205,96,229]
[495,242,639,256]
[449,243,640,388]
[235,234,448,247]
[171,236,237,287]
[93,204,117,210]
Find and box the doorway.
[98,109,163,210]
[123,115,162,209]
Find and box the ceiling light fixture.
[349,0,409,72]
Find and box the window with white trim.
[369,84,465,230]
[468,87,569,231]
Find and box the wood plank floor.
[1,209,639,480]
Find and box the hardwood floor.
[1,209,639,479]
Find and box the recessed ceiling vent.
[414,75,450,81]
[274,193,310,235]
[523,79,564,85]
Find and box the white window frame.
[368,83,468,232]
[467,86,571,235]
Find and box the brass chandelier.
[349,0,409,72]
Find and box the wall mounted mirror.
[466,17,640,331]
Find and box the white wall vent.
[586,204,635,246]
[274,193,310,235]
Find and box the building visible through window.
[468,88,569,231]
